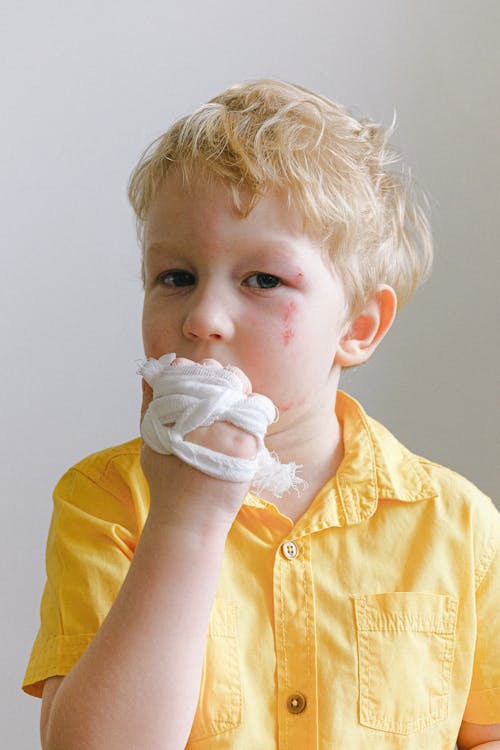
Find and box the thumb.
[140,378,154,425]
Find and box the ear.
[335,285,397,367]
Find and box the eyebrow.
[143,242,189,268]
[144,240,303,264]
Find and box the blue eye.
[159,270,195,287]
[245,273,282,289]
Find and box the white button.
[281,541,298,559]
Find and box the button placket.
[274,534,317,748]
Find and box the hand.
[140,357,257,530]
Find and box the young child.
[23,80,500,749]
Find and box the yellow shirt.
[23,391,500,749]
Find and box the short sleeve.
[462,500,500,724]
[22,443,145,698]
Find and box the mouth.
[176,351,237,369]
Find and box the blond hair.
[128,79,433,314]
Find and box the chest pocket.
[353,592,458,735]
[187,599,242,744]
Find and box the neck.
[259,387,344,522]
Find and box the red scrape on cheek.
[281,299,298,346]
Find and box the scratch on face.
[282,300,297,346]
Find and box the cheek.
[243,299,300,351]
[142,306,175,357]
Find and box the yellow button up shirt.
[23,392,500,749]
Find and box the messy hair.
[128,79,433,314]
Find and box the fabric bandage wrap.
[139,353,302,497]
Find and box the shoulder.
[418,458,500,586]
[417,456,498,528]
[52,438,148,531]
[391,425,498,586]
[69,437,142,481]
[363,407,499,581]
[58,437,143,491]
[367,407,497,521]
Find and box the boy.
[23,80,500,749]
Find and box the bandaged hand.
[139,353,302,497]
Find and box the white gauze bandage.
[139,353,302,497]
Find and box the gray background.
[2,1,499,746]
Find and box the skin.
[140,169,382,516]
[39,170,499,749]
[141,174,349,412]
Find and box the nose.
[182,284,235,341]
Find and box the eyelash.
[158,270,194,287]
[244,273,282,289]
[158,271,282,290]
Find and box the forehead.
[143,169,311,250]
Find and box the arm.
[458,499,500,750]
[457,722,500,749]
[41,375,256,750]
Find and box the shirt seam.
[69,463,135,506]
[73,440,141,486]
[475,534,498,591]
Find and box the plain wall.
[2,1,499,746]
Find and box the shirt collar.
[245,390,439,533]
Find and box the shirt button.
[287,693,307,714]
[281,540,298,559]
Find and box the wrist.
[146,494,237,540]
[142,450,249,531]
